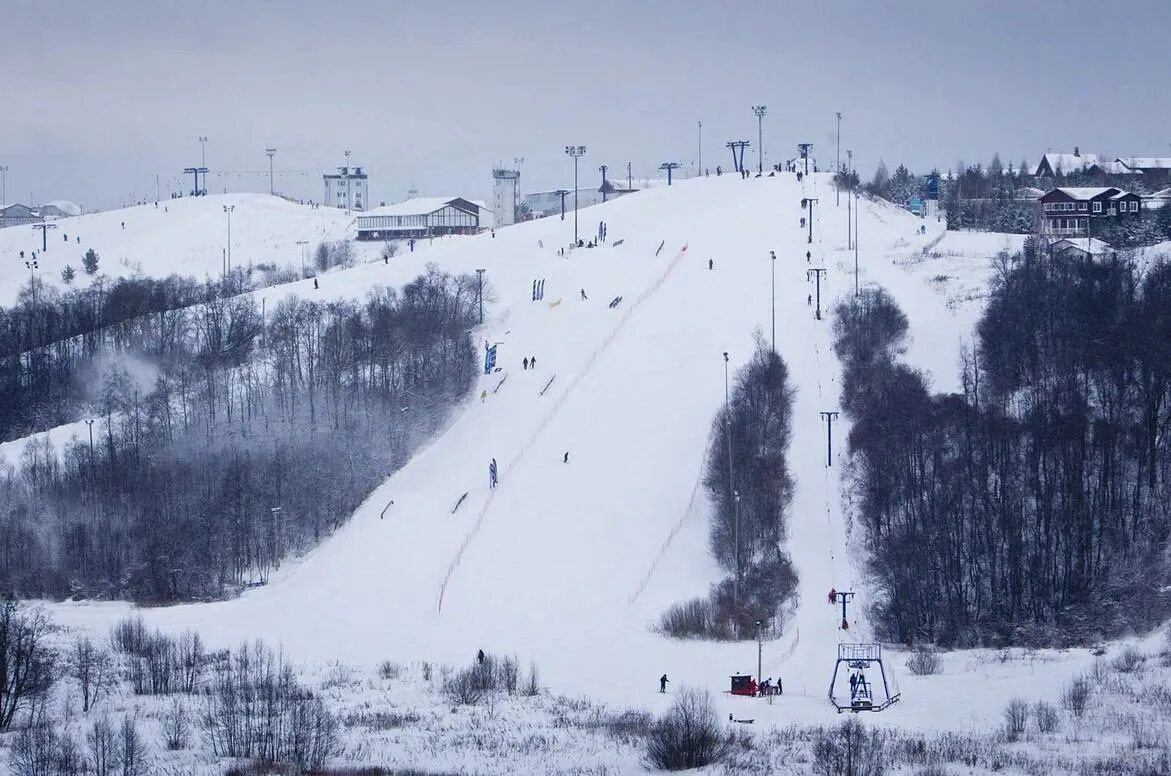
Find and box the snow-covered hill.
[42,176,1100,734]
[0,194,352,307]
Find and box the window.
[1078,202,1088,211]
[1093,201,1102,213]
[1130,200,1139,212]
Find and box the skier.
[807,294,812,306]
[716,166,722,176]
[806,250,811,263]
[121,221,125,230]
[828,588,837,605]
[477,649,486,664]
[489,459,498,489]
[63,233,68,242]
[523,357,529,370]
[563,451,569,463]
[481,389,487,403]
[314,278,319,290]
[76,236,80,243]
[580,288,587,300]
[530,356,536,368]
[708,258,713,270]
[660,674,669,693]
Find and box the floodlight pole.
[599,164,608,202]
[555,189,568,221]
[753,105,767,175]
[820,411,840,467]
[723,351,738,632]
[565,145,586,244]
[756,619,763,686]
[223,205,235,277]
[769,250,776,352]
[0,165,8,208]
[266,147,277,195]
[697,121,702,175]
[835,112,842,205]
[807,267,826,320]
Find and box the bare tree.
[87,716,121,776]
[0,599,56,731]
[71,636,113,713]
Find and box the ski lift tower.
[492,165,521,227]
[828,643,900,713]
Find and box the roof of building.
[1117,157,1171,170]
[1145,187,1171,199]
[1050,237,1116,255]
[359,197,479,219]
[1090,160,1137,175]
[1109,190,1141,200]
[1036,152,1101,175]
[1050,187,1119,200]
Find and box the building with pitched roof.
[1038,187,1142,236]
[354,197,485,240]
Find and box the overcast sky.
[3,0,1170,211]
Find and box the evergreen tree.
[61,265,76,284]
[82,249,100,275]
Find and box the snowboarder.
[580,288,587,300]
[523,357,529,370]
[660,674,669,693]
[708,258,713,270]
[489,459,498,489]
[563,451,569,463]
[314,278,319,290]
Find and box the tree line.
[660,335,797,639]
[835,246,1171,646]
[0,264,479,602]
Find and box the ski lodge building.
[1038,187,1142,237]
[354,197,488,240]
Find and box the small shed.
[730,674,755,697]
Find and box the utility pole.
[659,162,680,185]
[599,164,608,202]
[820,411,840,467]
[24,258,37,304]
[835,112,842,206]
[223,205,235,277]
[84,419,95,471]
[798,143,813,176]
[847,150,854,249]
[565,145,586,244]
[804,197,819,244]
[697,121,702,176]
[555,189,568,221]
[198,136,208,193]
[807,267,827,320]
[769,250,776,353]
[266,147,277,195]
[475,268,486,324]
[32,222,57,252]
[855,188,860,294]
[753,105,767,175]
[0,165,7,207]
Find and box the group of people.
[521,356,538,370]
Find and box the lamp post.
[769,250,776,353]
[756,619,763,686]
[564,143,585,243]
[266,147,277,195]
[723,351,737,629]
[693,119,702,175]
[223,205,235,277]
[198,136,208,194]
[835,112,842,205]
[752,105,767,175]
[24,259,37,305]
[0,165,7,207]
[296,239,308,276]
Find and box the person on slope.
[828,588,837,604]
[563,451,569,463]
[660,674,670,693]
[708,259,713,270]
[580,288,588,300]
[523,357,529,370]
[489,458,498,489]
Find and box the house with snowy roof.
[1038,187,1142,237]
[1114,157,1171,184]
[1033,148,1101,178]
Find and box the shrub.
[1113,646,1145,674]
[812,717,886,776]
[1003,698,1029,740]
[443,666,484,706]
[1033,700,1058,733]
[906,648,941,676]
[645,687,730,770]
[658,597,732,640]
[1062,676,1091,719]
[522,660,541,697]
[421,662,432,682]
[162,698,188,750]
[12,714,81,776]
[378,660,404,681]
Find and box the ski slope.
[45,175,1099,731]
[0,193,352,307]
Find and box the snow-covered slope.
[46,176,1097,732]
[0,194,352,306]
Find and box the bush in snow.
[1062,676,1091,720]
[442,666,485,706]
[811,716,886,776]
[1003,698,1029,741]
[1033,700,1059,733]
[644,687,730,771]
[1113,646,1146,674]
[906,648,941,676]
